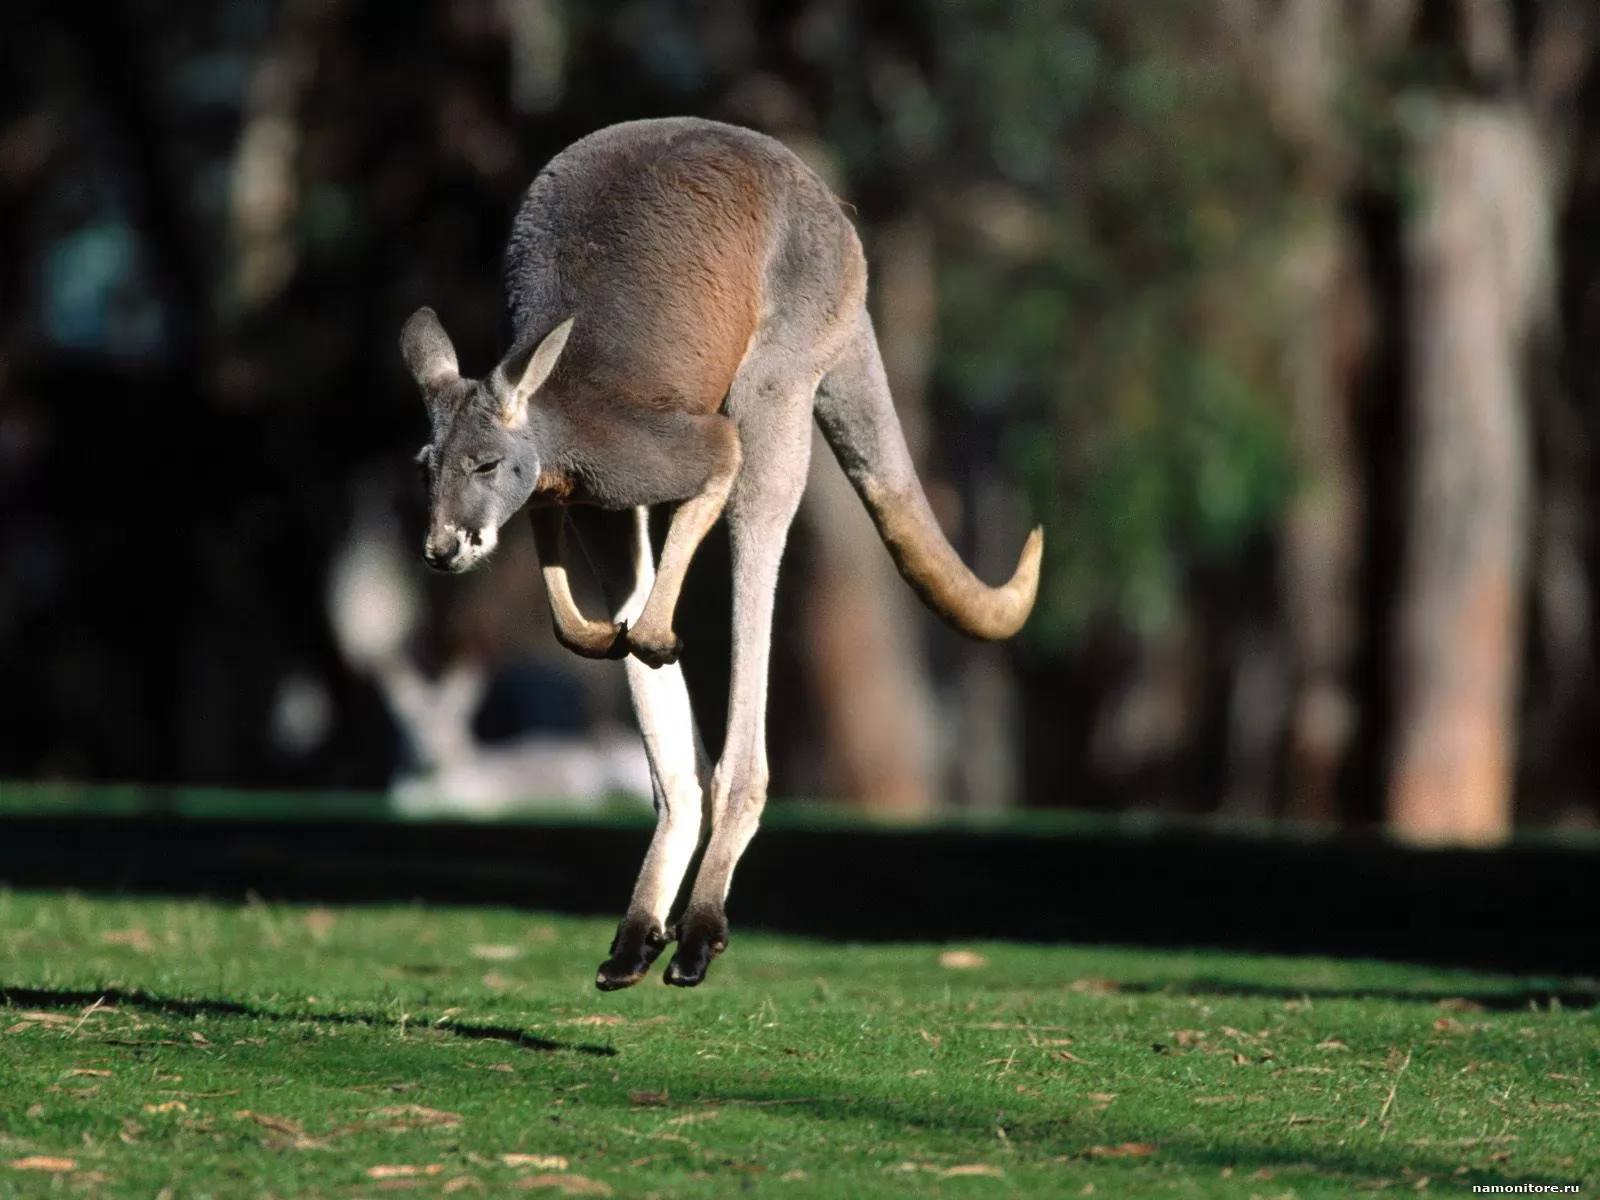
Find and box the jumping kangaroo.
[400,117,1042,989]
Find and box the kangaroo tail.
[813,309,1042,641]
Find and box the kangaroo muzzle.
[423,523,495,572]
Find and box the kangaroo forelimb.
[531,508,629,660]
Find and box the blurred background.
[1,0,1597,845]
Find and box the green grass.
[0,892,1594,1198]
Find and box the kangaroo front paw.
[663,907,728,987]
[625,622,683,668]
[557,617,630,661]
[596,914,671,991]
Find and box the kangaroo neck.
[520,404,586,506]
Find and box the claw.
[663,907,727,987]
[595,914,671,991]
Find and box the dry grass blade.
[10,1157,77,1172]
[233,1110,305,1136]
[66,997,110,1037]
[470,944,521,961]
[303,909,337,939]
[500,1153,569,1169]
[367,1164,444,1179]
[1082,1143,1158,1158]
[1378,1050,1412,1124]
[512,1174,612,1195]
[1067,978,1120,995]
[663,1111,718,1127]
[101,929,155,952]
[938,950,987,970]
[369,1105,463,1128]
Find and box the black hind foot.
[663,906,728,987]
[595,913,671,991]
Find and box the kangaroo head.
[399,306,575,573]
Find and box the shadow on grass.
[0,985,617,1057]
[623,1082,1586,1194]
[1108,980,1598,1011]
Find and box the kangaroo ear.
[399,307,460,393]
[493,316,574,426]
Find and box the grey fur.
[398,118,1042,988]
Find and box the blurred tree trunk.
[1277,222,1372,822]
[950,463,1026,811]
[799,213,941,814]
[1523,8,1595,821]
[1390,101,1542,845]
[1221,0,1382,821]
[1388,1,1591,844]
[802,442,940,812]
[226,0,320,320]
[1219,0,1591,839]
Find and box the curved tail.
[813,310,1042,641]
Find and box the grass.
[0,891,1594,1198]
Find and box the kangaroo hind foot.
[663,904,728,987]
[596,912,673,991]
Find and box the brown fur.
[513,131,772,418]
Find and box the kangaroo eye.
[472,458,502,476]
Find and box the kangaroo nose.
[423,528,463,570]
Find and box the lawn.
[0,891,1594,1198]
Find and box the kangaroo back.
[501,119,782,416]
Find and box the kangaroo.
[399,117,1042,989]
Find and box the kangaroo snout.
[424,523,494,572]
[422,527,464,572]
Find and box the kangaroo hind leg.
[567,506,713,991]
[663,366,818,987]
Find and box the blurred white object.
[326,490,421,673]
[389,710,656,818]
[268,670,334,757]
[327,478,653,818]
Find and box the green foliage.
[1,892,1594,1197]
[927,0,1300,645]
